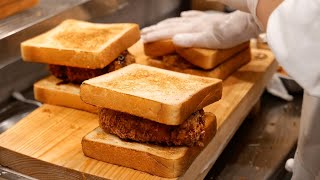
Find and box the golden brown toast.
[34,76,97,113]
[143,39,249,70]
[144,39,176,57]
[175,42,249,70]
[21,19,140,69]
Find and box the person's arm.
[141,0,285,49]
[215,0,284,31]
[256,0,284,31]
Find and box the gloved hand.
[213,0,263,29]
[141,10,261,49]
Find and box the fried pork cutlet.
[49,51,135,84]
[99,108,205,147]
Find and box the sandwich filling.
[99,108,205,147]
[49,51,135,84]
[162,55,198,70]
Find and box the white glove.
[212,0,263,29]
[141,10,261,49]
[266,74,293,101]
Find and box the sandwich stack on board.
[17,18,248,178]
[143,39,251,80]
[20,18,224,177]
[21,19,140,113]
[80,64,222,178]
[0,0,39,20]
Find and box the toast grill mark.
[51,51,135,84]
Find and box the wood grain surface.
[0,49,277,179]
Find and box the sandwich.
[22,19,140,84]
[21,19,140,112]
[142,39,251,80]
[81,64,222,177]
[81,64,222,147]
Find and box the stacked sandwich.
[21,19,140,113]
[143,39,251,80]
[80,64,222,178]
[20,19,225,178]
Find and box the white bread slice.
[82,112,217,178]
[0,0,38,20]
[34,76,97,113]
[144,39,176,57]
[21,19,140,69]
[80,64,222,125]
[176,42,249,70]
[139,48,251,80]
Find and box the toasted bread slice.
[144,39,176,57]
[81,64,222,125]
[82,112,217,178]
[21,19,140,69]
[184,48,251,79]
[138,48,251,80]
[176,42,250,70]
[0,0,38,20]
[143,39,249,70]
[34,76,97,113]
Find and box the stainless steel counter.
[0,0,89,41]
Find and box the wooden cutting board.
[0,49,277,179]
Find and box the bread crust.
[145,48,251,80]
[143,40,249,70]
[34,76,97,113]
[144,39,176,57]
[176,42,250,70]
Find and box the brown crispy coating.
[99,108,205,147]
[49,51,135,84]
